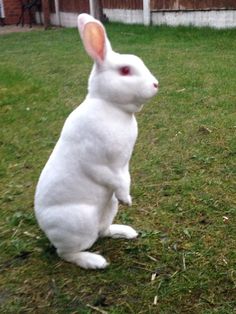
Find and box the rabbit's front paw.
[116,193,132,206]
[105,224,138,239]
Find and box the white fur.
[34,13,158,269]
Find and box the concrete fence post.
[89,0,95,17]
[143,0,151,26]
[54,0,61,26]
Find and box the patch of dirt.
[0,25,45,35]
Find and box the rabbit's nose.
[153,83,159,89]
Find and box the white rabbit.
[34,13,159,269]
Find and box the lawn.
[0,23,235,313]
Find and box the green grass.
[0,24,236,313]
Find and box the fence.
[49,0,236,12]
[4,0,234,28]
[151,0,236,10]
[101,0,236,27]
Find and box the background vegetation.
[0,24,235,313]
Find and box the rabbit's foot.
[103,224,138,239]
[59,251,109,269]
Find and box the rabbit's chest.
[103,121,137,164]
[64,106,138,165]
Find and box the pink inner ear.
[83,22,105,62]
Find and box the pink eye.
[119,66,131,76]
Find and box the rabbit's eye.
[119,66,131,76]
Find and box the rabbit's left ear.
[78,14,108,63]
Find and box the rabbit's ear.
[83,22,106,62]
[78,14,108,63]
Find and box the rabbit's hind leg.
[39,204,108,269]
[58,251,109,269]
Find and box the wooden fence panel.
[151,0,180,10]
[102,0,143,9]
[59,0,89,13]
[179,0,196,10]
[55,0,236,14]
[212,0,236,9]
[151,0,236,10]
